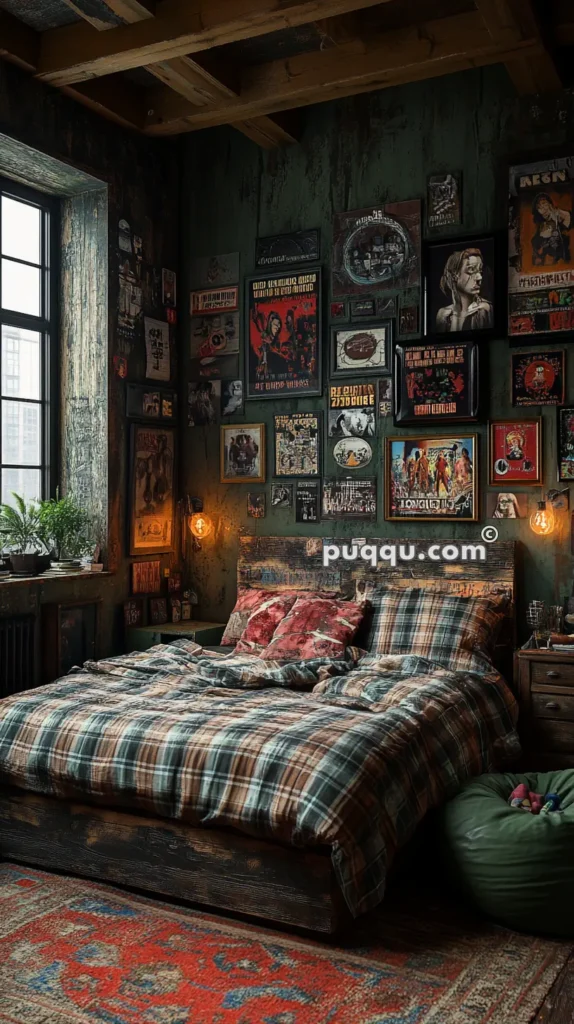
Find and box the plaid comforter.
[0,642,519,916]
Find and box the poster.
[129,425,175,555]
[331,324,391,376]
[131,560,161,594]
[220,424,265,484]
[322,478,377,520]
[190,286,239,314]
[558,407,574,481]
[255,229,320,268]
[274,412,320,477]
[489,419,542,485]
[332,437,373,469]
[221,379,244,416]
[509,156,574,336]
[245,268,321,398]
[191,252,239,289]
[426,235,496,336]
[295,480,320,523]
[118,253,143,344]
[486,493,528,518]
[378,377,392,417]
[332,200,421,297]
[145,317,170,381]
[190,310,240,380]
[511,350,565,406]
[162,268,176,307]
[386,434,477,521]
[126,384,177,422]
[247,492,266,518]
[188,381,220,426]
[394,341,478,423]
[328,383,375,438]
[271,483,293,508]
[427,173,462,228]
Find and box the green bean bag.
[438,771,574,938]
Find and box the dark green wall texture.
[182,65,574,627]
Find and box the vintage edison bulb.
[189,513,214,539]
[529,500,555,537]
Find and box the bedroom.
[0,2,574,1022]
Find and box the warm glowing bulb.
[189,513,214,539]
[529,501,555,536]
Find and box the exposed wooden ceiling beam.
[144,10,545,135]
[37,0,391,86]
[474,0,562,93]
[61,75,148,130]
[0,10,39,72]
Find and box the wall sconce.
[189,512,214,540]
[530,499,555,537]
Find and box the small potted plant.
[0,494,42,576]
[38,493,93,567]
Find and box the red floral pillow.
[261,597,365,661]
[221,587,282,646]
[235,594,299,654]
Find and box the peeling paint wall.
[182,66,574,630]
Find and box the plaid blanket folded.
[0,641,519,916]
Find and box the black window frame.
[0,176,59,502]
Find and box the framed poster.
[131,559,161,595]
[330,300,348,320]
[425,235,497,338]
[129,425,175,555]
[221,379,244,416]
[190,310,240,362]
[511,350,565,407]
[557,407,574,481]
[398,304,419,335]
[386,434,478,521]
[255,229,320,268]
[271,483,293,508]
[331,322,392,377]
[394,341,479,424]
[427,172,462,229]
[245,267,321,399]
[144,317,170,381]
[162,268,176,307]
[378,377,392,417]
[247,492,266,518]
[124,600,143,628]
[322,478,377,520]
[350,297,376,320]
[332,437,373,470]
[488,419,542,485]
[188,381,220,426]
[190,285,238,314]
[274,412,321,478]
[328,382,375,438]
[486,493,528,519]
[295,480,320,523]
[126,384,177,422]
[509,156,574,338]
[220,424,265,483]
[332,200,421,297]
[149,597,168,625]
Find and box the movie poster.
[511,350,565,406]
[328,383,375,438]
[274,412,320,477]
[394,341,478,423]
[386,435,477,521]
[245,268,321,398]
[332,200,421,297]
[322,478,377,520]
[129,425,175,555]
[509,156,574,337]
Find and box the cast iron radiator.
[0,615,35,698]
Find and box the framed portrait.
[385,434,478,521]
[220,423,265,483]
[221,379,244,416]
[332,200,421,297]
[332,437,373,470]
[129,425,175,556]
[274,412,321,478]
[331,322,392,377]
[322,478,377,520]
[486,492,528,519]
[247,492,266,518]
[557,407,574,481]
[295,480,320,523]
[126,384,177,423]
[255,229,319,268]
[427,172,462,229]
[394,341,479,424]
[489,419,542,485]
[271,483,293,508]
[425,234,498,339]
[328,382,375,439]
[245,267,321,399]
[131,560,161,595]
[511,350,565,406]
[509,156,574,338]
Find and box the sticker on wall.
[427,172,462,229]
[113,354,128,379]
[162,268,177,308]
[486,492,527,519]
[188,381,221,426]
[333,437,373,469]
[247,492,266,518]
[191,252,239,290]
[271,483,293,508]
[145,317,170,381]
[295,480,320,523]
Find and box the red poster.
[489,420,542,484]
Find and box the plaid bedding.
[0,641,519,917]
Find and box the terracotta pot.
[10,553,39,576]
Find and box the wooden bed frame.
[0,536,516,934]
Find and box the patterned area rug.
[0,862,570,1024]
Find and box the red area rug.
[0,862,570,1024]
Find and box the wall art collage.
[187,158,574,525]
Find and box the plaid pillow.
[365,588,509,671]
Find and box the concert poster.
[245,268,321,398]
[386,434,478,521]
[509,156,574,338]
[511,350,565,407]
[394,341,478,424]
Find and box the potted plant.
[0,494,42,575]
[38,493,93,565]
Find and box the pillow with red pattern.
[235,594,300,654]
[261,597,365,661]
[221,587,282,646]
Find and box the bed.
[0,537,519,933]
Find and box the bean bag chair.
[438,771,574,938]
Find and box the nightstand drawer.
[531,661,574,687]
[532,719,574,754]
[532,693,574,721]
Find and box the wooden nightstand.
[515,649,574,769]
[126,620,226,653]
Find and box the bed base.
[0,789,349,934]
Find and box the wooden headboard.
[237,536,517,671]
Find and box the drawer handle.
[546,671,560,679]
[545,701,561,710]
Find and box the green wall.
[181,65,574,629]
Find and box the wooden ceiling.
[0,0,572,149]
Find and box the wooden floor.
[535,955,574,1024]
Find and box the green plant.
[0,494,41,553]
[38,494,93,560]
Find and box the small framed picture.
[328,382,376,439]
[330,300,347,320]
[247,492,266,518]
[188,381,221,426]
[427,172,462,229]
[126,384,178,422]
[386,434,478,521]
[394,340,479,424]
[332,437,373,470]
[221,379,244,416]
[557,407,574,481]
[511,350,565,407]
[149,597,168,625]
[425,234,499,338]
[131,560,161,595]
[274,412,321,478]
[295,480,320,523]
[489,419,542,485]
[486,493,528,519]
[322,478,377,520]
[124,599,143,627]
[271,483,293,508]
[331,322,392,377]
[220,423,265,483]
[398,305,419,336]
[169,598,182,623]
[350,297,376,320]
[378,377,392,417]
[168,572,182,593]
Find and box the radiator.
[0,615,36,698]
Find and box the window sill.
[0,571,112,586]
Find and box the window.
[0,179,57,505]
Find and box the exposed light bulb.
[529,500,555,537]
[189,513,214,539]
